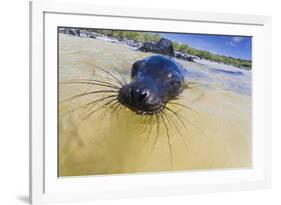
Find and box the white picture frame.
[29,0,272,204]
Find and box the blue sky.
[160,33,252,60]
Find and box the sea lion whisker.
[96,68,125,86]
[86,95,118,107]
[83,62,125,86]
[167,102,198,114]
[145,115,153,131]
[78,78,121,88]
[73,78,121,88]
[161,111,175,146]
[87,98,119,114]
[82,61,98,88]
[106,101,121,127]
[181,116,207,137]
[164,106,206,137]
[164,106,187,129]
[161,110,177,146]
[115,104,123,119]
[61,95,117,116]
[111,66,127,85]
[60,90,119,104]
[141,115,152,133]
[164,109,201,157]
[84,98,118,120]
[139,116,154,152]
[110,101,121,116]
[137,115,149,133]
[61,81,120,90]
[163,109,191,151]
[134,115,145,132]
[160,113,174,169]
[68,97,117,129]
[149,113,160,156]
[102,101,119,117]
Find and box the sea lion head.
[118,55,184,115]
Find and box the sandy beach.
[58,33,252,176]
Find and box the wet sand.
[58,34,252,176]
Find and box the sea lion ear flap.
[131,60,146,79]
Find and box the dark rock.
[58,28,80,37]
[174,51,195,62]
[139,41,158,52]
[59,28,100,39]
[89,35,96,39]
[79,30,90,38]
[139,38,174,57]
[66,29,80,37]
[126,40,143,48]
[80,30,98,39]
[158,38,174,56]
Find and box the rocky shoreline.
[58,28,252,70]
[58,28,197,62]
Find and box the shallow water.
[58,34,252,176]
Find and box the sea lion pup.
[60,55,195,168]
[118,55,185,115]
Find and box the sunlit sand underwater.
[58,34,252,176]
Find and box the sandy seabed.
[58,34,252,176]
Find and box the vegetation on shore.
[91,29,252,70]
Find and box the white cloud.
[232,37,244,43]
[228,41,236,46]
[226,36,245,47]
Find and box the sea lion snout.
[118,79,163,115]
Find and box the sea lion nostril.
[129,88,149,103]
[138,90,149,101]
